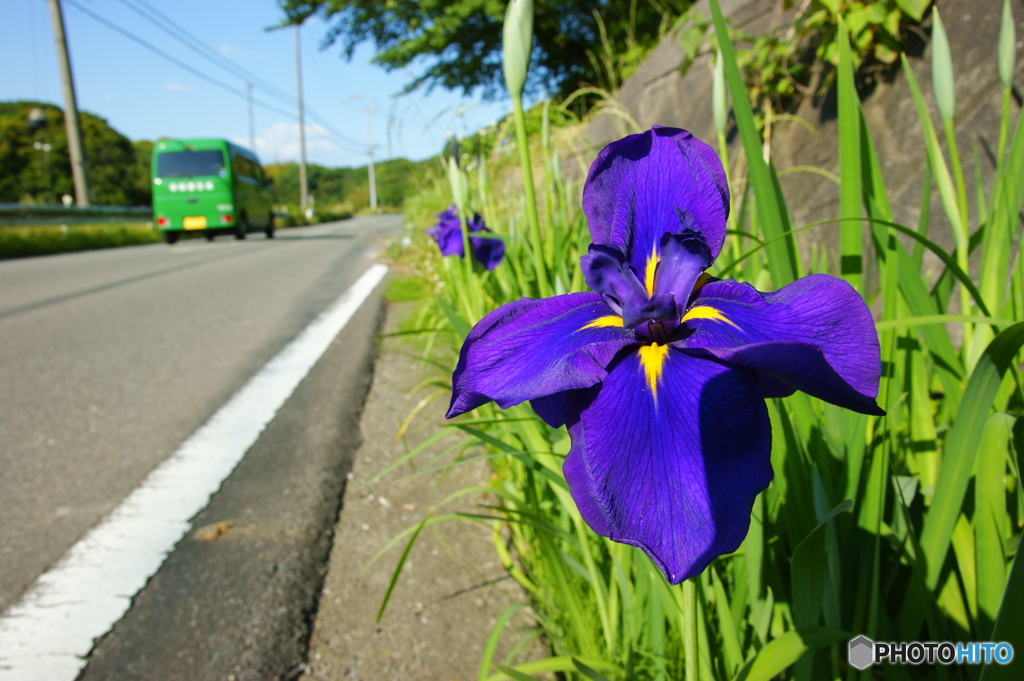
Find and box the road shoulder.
[78,276,387,681]
[302,300,543,681]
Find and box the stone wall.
[584,0,1024,284]
[586,0,792,149]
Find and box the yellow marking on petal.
[644,244,660,297]
[681,305,741,329]
[581,315,624,330]
[637,343,670,403]
[691,272,711,295]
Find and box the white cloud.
[234,121,339,165]
[162,81,190,92]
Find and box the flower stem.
[683,578,698,681]
[716,130,742,263]
[942,116,974,351]
[511,93,548,297]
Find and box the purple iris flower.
[445,127,883,584]
[425,206,460,259]
[426,205,505,270]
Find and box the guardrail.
[0,203,153,227]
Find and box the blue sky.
[1,0,512,167]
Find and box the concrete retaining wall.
[583,0,1024,285]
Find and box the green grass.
[0,222,161,259]
[385,275,430,303]
[380,2,1024,678]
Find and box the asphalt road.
[0,214,400,622]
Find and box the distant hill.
[0,101,151,206]
[1,100,439,211]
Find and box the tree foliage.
[266,156,436,211]
[0,101,152,206]
[278,0,690,100]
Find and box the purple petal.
[563,347,772,584]
[437,205,459,223]
[447,293,636,418]
[431,210,503,268]
[634,293,677,329]
[582,127,729,278]
[436,222,466,257]
[580,245,650,325]
[430,205,467,255]
[468,213,487,232]
[694,341,883,415]
[757,373,797,399]
[675,275,883,415]
[654,231,712,310]
[530,391,571,428]
[470,234,505,270]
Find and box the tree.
[266,157,434,210]
[0,101,151,205]
[277,0,690,100]
[131,140,156,205]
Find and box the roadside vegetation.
[1,100,435,214]
[0,101,433,253]
[266,156,435,224]
[366,0,1024,679]
[0,222,160,260]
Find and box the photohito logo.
[848,636,1014,669]
[848,636,874,670]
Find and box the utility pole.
[294,24,308,214]
[246,80,255,153]
[362,107,378,211]
[47,0,89,206]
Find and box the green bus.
[151,138,274,244]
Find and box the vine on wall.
[677,0,933,116]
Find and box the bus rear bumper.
[156,214,236,231]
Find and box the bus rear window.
[157,151,225,178]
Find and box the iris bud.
[448,155,469,217]
[713,48,727,135]
[1000,0,1015,91]
[502,0,533,99]
[931,8,955,122]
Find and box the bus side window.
[234,154,257,183]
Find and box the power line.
[63,0,294,119]
[61,0,367,156]
[115,0,367,153]
[117,0,297,109]
[310,46,353,107]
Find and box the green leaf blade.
[708,0,798,288]
[837,18,863,292]
[920,322,1024,590]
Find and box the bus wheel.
[204,230,215,242]
[235,215,248,240]
[265,213,275,239]
[163,231,178,244]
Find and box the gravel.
[302,301,545,681]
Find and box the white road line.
[0,262,389,680]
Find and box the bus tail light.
[157,216,169,227]
[220,214,234,224]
